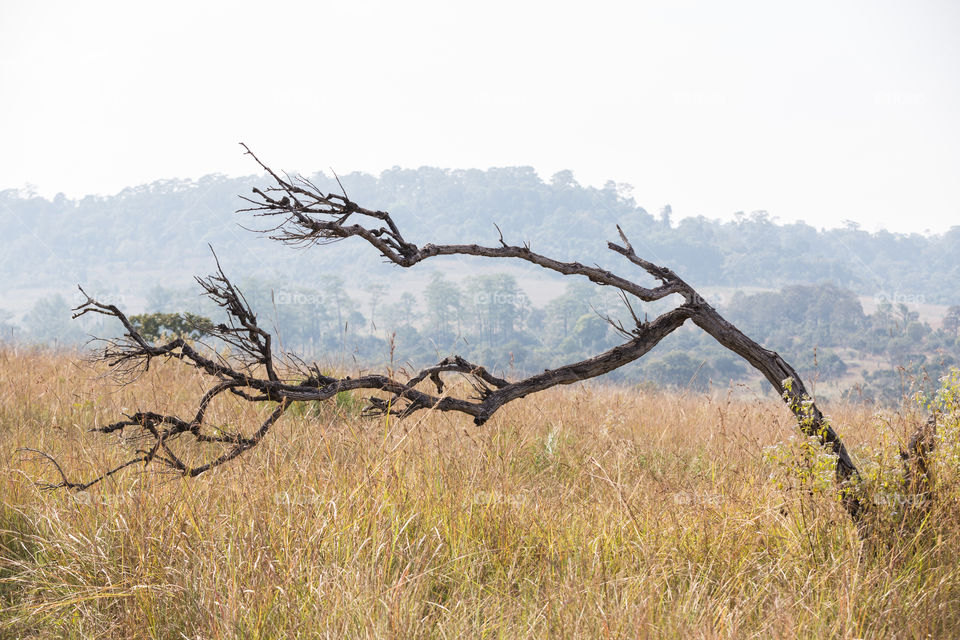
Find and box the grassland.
[1,347,959,638]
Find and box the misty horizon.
[3,1,958,235]
[5,163,955,238]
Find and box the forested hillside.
[2,167,958,403]
[3,167,959,301]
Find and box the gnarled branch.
[43,146,868,522]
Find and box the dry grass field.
[1,347,959,638]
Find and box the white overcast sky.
[1,0,958,233]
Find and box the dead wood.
[32,145,870,522]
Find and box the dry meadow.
[1,347,959,638]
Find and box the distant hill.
[2,167,958,405]
[2,167,958,311]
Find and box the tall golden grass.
[1,346,958,638]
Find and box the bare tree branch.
[43,146,872,522]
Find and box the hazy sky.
[1,0,958,233]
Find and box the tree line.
[1,166,958,304]
[12,274,957,406]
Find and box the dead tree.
[48,145,867,522]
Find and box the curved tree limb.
[42,146,866,522]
